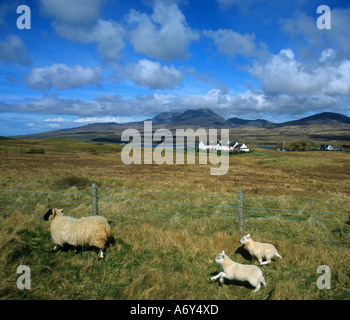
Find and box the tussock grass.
[0,213,349,300]
[54,174,92,188]
[0,142,349,300]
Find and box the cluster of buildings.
[317,144,344,151]
[198,141,250,152]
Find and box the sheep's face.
[214,251,226,264]
[240,234,252,245]
[43,208,63,221]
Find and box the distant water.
[258,146,274,150]
[144,144,198,148]
[119,143,199,148]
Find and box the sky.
[0,0,350,136]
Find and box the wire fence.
[0,181,349,250]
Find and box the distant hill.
[0,136,15,140]
[227,117,272,127]
[169,108,228,127]
[151,111,182,124]
[11,109,350,144]
[269,112,350,128]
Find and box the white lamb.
[210,250,266,292]
[240,234,282,265]
[43,208,112,259]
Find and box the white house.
[199,140,249,152]
[198,140,207,150]
[240,143,250,152]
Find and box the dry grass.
[0,142,349,300]
[0,213,349,300]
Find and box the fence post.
[237,190,244,236]
[92,183,98,215]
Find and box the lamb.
[43,208,111,260]
[210,250,266,292]
[239,234,282,265]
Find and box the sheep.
[43,208,111,260]
[239,234,282,265]
[210,250,266,292]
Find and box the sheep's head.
[214,250,226,264]
[43,208,63,221]
[239,234,252,245]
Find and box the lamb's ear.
[247,234,251,238]
[222,250,225,256]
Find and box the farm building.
[199,141,250,152]
[317,144,343,151]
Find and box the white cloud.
[39,0,125,61]
[39,0,100,28]
[92,20,125,61]
[74,116,136,124]
[126,0,199,61]
[319,48,337,63]
[281,8,350,57]
[1,88,347,121]
[204,29,258,58]
[250,49,350,96]
[26,64,103,91]
[0,35,31,66]
[44,117,67,122]
[126,59,183,90]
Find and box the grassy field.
[0,138,349,300]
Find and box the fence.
[0,182,349,249]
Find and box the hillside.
[269,112,350,127]
[10,110,350,144]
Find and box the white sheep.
[210,250,266,292]
[239,234,282,265]
[43,208,112,259]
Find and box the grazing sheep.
[43,208,111,259]
[240,234,282,265]
[210,250,266,292]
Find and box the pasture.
[0,139,349,300]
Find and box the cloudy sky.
[1,0,350,136]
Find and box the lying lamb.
[43,208,111,259]
[210,250,266,292]
[240,234,282,265]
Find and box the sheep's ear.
[57,208,63,214]
[222,250,225,256]
[247,234,251,238]
[43,209,52,221]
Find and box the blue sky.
[1,0,350,136]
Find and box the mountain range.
[12,109,350,144]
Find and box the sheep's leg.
[98,248,105,260]
[210,272,225,281]
[52,245,59,252]
[210,272,228,284]
[253,283,261,292]
[260,259,271,265]
[210,273,221,281]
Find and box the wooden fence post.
[237,189,244,236]
[92,183,98,215]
